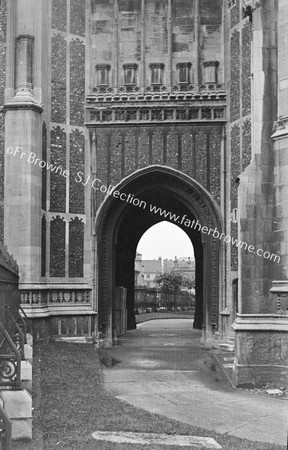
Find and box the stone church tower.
[0,0,287,386]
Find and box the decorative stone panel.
[52,0,67,32]
[50,216,66,277]
[209,128,221,204]
[51,34,67,123]
[231,221,238,270]
[70,38,85,126]
[195,132,208,188]
[181,131,194,179]
[41,216,46,277]
[138,129,150,169]
[230,0,240,28]
[50,127,66,213]
[231,123,240,209]
[230,29,240,122]
[69,129,85,214]
[242,22,252,116]
[242,119,251,169]
[69,218,84,278]
[95,131,109,208]
[42,123,47,210]
[124,130,137,175]
[167,131,178,169]
[93,125,223,208]
[152,130,164,165]
[70,0,85,37]
[111,130,123,184]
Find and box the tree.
[155,272,184,310]
[182,277,195,291]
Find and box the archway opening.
[134,221,197,323]
[96,166,222,345]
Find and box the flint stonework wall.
[227,0,252,272]
[94,125,223,211]
[46,0,87,280]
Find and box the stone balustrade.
[21,289,92,306]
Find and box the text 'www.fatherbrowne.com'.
[6,146,280,264]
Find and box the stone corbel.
[243,0,263,21]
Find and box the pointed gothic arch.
[95,165,224,346]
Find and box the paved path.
[101,319,288,447]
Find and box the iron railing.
[6,309,26,360]
[0,321,21,388]
[0,405,12,450]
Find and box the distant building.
[163,259,175,274]
[141,257,163,288]
[171,257,195,284]
[134,252,145,287]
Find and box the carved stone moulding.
[87,105,226,125]
[95,63,111,70]
[89,83,226,100]
[123,63,138,70]
[176,62,192,69]
[203,61,219,68]
[149,63,165,70]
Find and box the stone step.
[218,343,235,352]
[223,356,234,363]
[223,363,234,369]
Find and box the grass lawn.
[13,341,286,450]
[136,311,194,324]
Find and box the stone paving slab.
[91,431,222,448]
[101,320,288,446]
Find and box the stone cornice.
[4,102,43,113]
[123,63,138,70]
[232,314,288,332]
[149,63,165,70]
[203,61,219,68]
[4,91,43,113]
[95,63,111,70]
[176,62,192,69]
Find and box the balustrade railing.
[21,289,92,307]
[0,405,12,450]
[0,321,21,388]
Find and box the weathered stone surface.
[233,315,288,387]
[91,431,222,449]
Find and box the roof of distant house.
[142,259,162,273]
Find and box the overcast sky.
[137,221,194,260]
